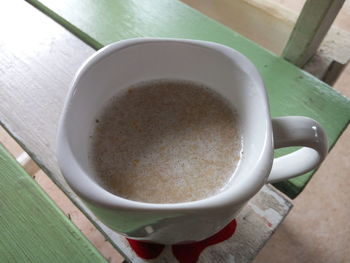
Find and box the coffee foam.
[89,79,242,203]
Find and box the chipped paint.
[249,203,283,228]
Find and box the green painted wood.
[0,144,107,263]
[282,0,345,66]
[26,0,350,198]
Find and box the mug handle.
[267,116,328,183]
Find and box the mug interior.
[63,39,272,205]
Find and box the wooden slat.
[282,0,346,66]
[0,1,293,261]
[26,0,350,197]
[0,144,106,262]
[0,1,129,259]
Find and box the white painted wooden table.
[0,1,292,262]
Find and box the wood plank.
[0,144,106,262]
[0,1,293,261]
[0,1,129,259]
[25,0,350,197]
[282,0,345,66]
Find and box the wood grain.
[0,144,106,262]
[26,0,350,198]
[0,1,293,262]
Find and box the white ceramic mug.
[57,38,328,244]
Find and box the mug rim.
[57,38,273,211]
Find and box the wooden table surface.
[0,1,295,262]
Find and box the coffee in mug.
[88,79,242,203]
[58,38,328,244]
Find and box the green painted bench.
[27,0,350,198]
[0,144,106,262]
[1,1,343,261]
